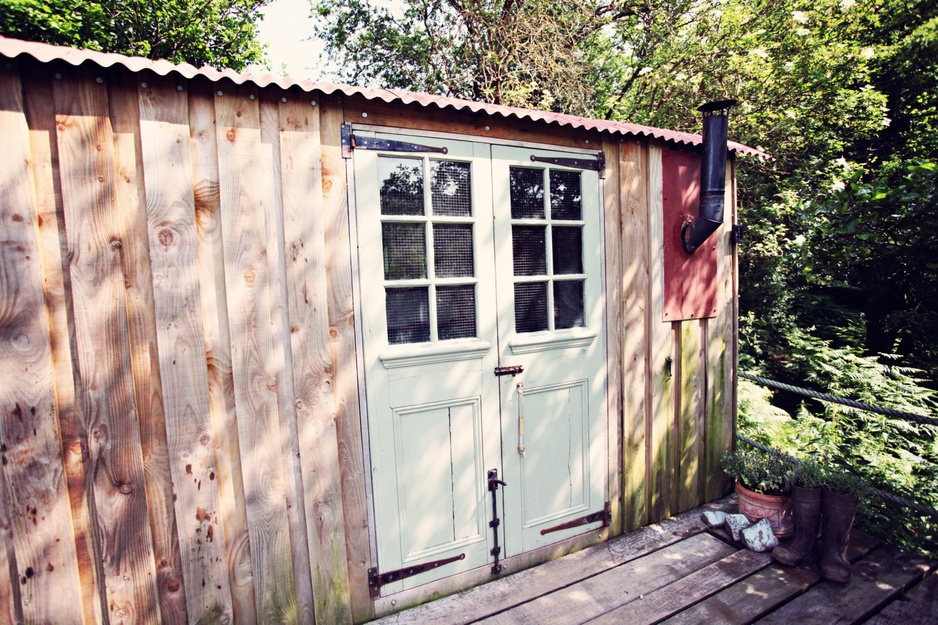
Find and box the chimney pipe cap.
[698,99,737,114]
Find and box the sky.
[253,0,331,79]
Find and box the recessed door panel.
[517,380,590,528]
[394,398,486,561]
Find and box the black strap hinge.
[530,152,605,179]
[539,501,612,536]
[367,553,465,597]
[342,122,447,159]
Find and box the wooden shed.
[0,37,758,625]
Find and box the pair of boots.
[771,485,859,583]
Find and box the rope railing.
[739,372,938,427]
[737,433,938,520]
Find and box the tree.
[312,0,642,113]
[0,0,269,70]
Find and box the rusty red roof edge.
[0,37,766,157]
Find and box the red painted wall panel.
[662,148,718,320]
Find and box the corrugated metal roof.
[0,37,765,157]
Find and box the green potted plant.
[721,448,795,538]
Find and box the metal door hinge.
[530,152,605,179]
[367,553,465,597]
[539,501,612,536]
[731,224,745,245]
[342,122,448,159]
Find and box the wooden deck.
[369,498,938,625]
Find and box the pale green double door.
[354,131,607,597]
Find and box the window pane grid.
[381,155,478,344]
[510,165,586,334]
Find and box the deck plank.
[586,548,772,625]
[753,544,932,625]
[478,533,736,625]
[368,499,934,625]
[369,499,734,625]
[865,571,938,625]
[659,531,882,625]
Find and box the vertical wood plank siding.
[0,59,737,623]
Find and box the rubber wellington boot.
[819,489,859,584]
[772,485,822,566]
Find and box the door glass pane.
[387,287,430,343]
[554,281,584,329]
[552,226,583,275]
[515,282,548,333]
[509,167,545,219]
[380,157,425,216]
[383,223,427,280]
[432,161,472,216]
[434,224,474,278]
[550,170,581,220]
[437,286,476,340]
[512,226,547,276]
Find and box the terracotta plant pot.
[735,480,793,538]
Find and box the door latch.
[488,469,507,574]
[494,365,523,377]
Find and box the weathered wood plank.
[53,65,161,625]
[215,82,296,624]
[478,533,736,625]
[21,65,107,625]
[138,74,234,623]
[618,139,649,532]
[587,548,772,625]
[704,158,737,501]
[676,320,703,513]
[259,91,317,625]
[602,139,623,535]
[0,68,85,625]
[754,545,932,625]
[320,97,374,623]
[659,531,883,625]
[109,72,189,625]
[188,82,258,624]
[278,95,353,624]
[370,498,736,625]
[646,145,672,522]
[865,570,938,625]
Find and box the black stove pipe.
[681,99,737,255]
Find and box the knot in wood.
[158,228,174,247]
[119,482,133,495]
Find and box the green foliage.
[807,161,938,380]
[721,448,795,495]
[792,456,824,489]
[0,0,269,69]
[738,324,938,554]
